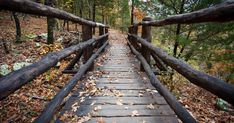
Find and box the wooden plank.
[97,78,142,83]
[79,97,168,105]
[76,105,175,117]
[95,84,155,90]
[72,90,160,98]
[87,116,178,123]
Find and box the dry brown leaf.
[94,105,102,111]
[91,101,96,106]
[96,117,105,123]
[131,110,139,117]
[116,100,123,105]
[146,104,155,110]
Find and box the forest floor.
[0,12,233,122]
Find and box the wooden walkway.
[57,32,178,123]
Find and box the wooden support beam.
[82,23,93,70]
[64,51,83,70]
[105,27,108,33]
[128,40,196,123]
[137,1,234,26]
[98,26,104,48]
[62,69,79,74]
[131,25,140,50]
[141,17,153,71]
[151,52,168,71]
[0,0,106,27]
[0,34,108,100]
[129,34,234,106]
[34,41,108,123]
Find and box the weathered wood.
[98,26,104,48]
[34,41,108,123]
[95,83,155,90]
[0,0,106,27]
[129,33,234,106]
[141,17,153,71]
[132,25,140,50]
[62,69,79,74]
[128,40,196,123]
[86,116,178,123]
[56,40,178,123]
[76,105,175,116]
[151,52,168,71]
[128,25,140,50]
[73,96,167,105]
[64,51,83,70]
[0,34,108,100]
[137,1,234,26]
[82,23,93,70]
[105,27,109,33]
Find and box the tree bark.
[131,0,134,25]
[92,3,96,34]
[173,0,185,57]
[45,0,55,44]
[12,12,21,43]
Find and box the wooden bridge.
[0,0,234,123]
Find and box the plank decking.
[56,32,178,123]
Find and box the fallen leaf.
[97,117,105,123]
[131,110,139,117]
[116,100,123,105]
[91,101,96,106]
[146,104,155,110]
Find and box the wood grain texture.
[57,38,178,123]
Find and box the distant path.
[57,30,178,123]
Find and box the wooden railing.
[128,1,234,123]
[0,0,109,122]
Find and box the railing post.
[105,27,108,33]
[98,26,104,48]
[141,17,153,71]
[82,24,93,70]
[132,25,139,49]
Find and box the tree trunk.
[92,3,96,34]
[45,0,55,44]
[67,21,69,31]
[173,0,185,57]
[131,0,134,25]
[173,24,181,57]
[12,12,21,43]
[79,0,83,18]
[178,29,192,58]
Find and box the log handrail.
[34,41,108,123]
[128,40,196,123]
[127,2,234,121]
[0,0,107,27]
[136,1,234,26]
[0,34,108,100]
[128,33,234,106]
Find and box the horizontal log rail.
[136,1,234,26]
[128,33,234,106]
[128,40,196,123]
[0,0,107,27]
[34,41,108,123]
[0,34,109,100]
